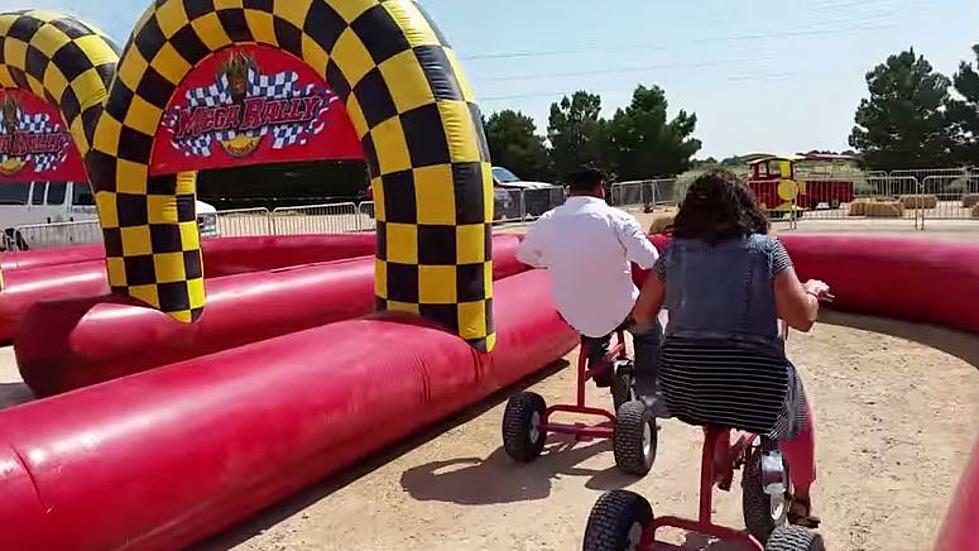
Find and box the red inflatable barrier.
[0,234,379,274]
[779,235,979,334]
[0,234,380,344]
[633,234,979,335]
[16,235,529,397]
[934,436,979,551]
[0,244,103,271]
[0,270,576,551]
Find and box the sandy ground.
[175,317,978,551]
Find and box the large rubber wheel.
[610,361,636,413]
[765,526,825,551]
[742,447,791,544]
[613,401,657,476]
[582,490,654,551]
[502,392,547,462]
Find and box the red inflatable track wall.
[934,436,979,551]
[778,234,979,334]
[0,234,378,343]
[0,269,577,551]
[0,234,378,274]
[16,235,529,397]
[634,234,979,334]
[0,244,103,271]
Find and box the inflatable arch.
[0,9,120,292]
[88,0,497,350]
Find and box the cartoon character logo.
[162,47,336,164]
[0,95,26,176]
[2,96,18,134]
[218,50,262,158]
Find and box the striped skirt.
[659,337,808,440]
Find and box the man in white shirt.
[516,168,664,412]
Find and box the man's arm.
[616,214,659,269]
[516,214,551,268]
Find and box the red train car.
[748,154,855,212]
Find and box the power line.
[478,72,802,103]
[477,58,759,83]
[458,22,894,62]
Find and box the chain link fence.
[216,208,274,237]
[5,169,977,252]
[8,219,103,251]
[270,202,362,236]
[919,175,979,222]
[609,179,679,211]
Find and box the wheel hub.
[626,521,643,551]
[529,411,541,443]
[642,422,652,458]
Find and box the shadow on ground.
[399,436,637,506]
[0,382,33,410]
[195,359,574,550]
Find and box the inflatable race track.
[0,4,976,551]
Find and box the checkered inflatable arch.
[88,0,496,351]
[0,9,121,294]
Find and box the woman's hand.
[803,279,831,300]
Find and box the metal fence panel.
[215,208,272,237]
[493,188,525,223]
[610,181,646,209]
[270,202,360,235]
[920,175,979,221]
[889,167,972,184]
[611,179,677,210]
[521,187,566,220]
[358,201,376,232]
[12,220,102,251]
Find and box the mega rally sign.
[0,89,86,182]
[152,45,362,174]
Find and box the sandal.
[788,497,821,529]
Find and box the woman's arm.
[774,266,823,332]
[632,273,665,327]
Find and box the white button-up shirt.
[516,196,659,338]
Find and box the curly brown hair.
[672,169,769,244]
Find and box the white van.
[0,181,219,251]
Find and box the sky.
[3,0,978,158]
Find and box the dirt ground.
[179,317,978,551]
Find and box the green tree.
[947,44,979,166]
[849,49,955,169]
[605,85,702,180]
[547,91,609,181]
[483,110,552,181]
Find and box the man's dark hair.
[567,167,605,193]
[672,169,770,244]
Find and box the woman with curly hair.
[632,169,829,528]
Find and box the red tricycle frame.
[647,426,764,550]
[539,329,628,441]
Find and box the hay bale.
[864,200,905,218]
[963,193,979,208]
[898,194,938,209]
[848,199,868,216]
[648,209,677,234]
[849,197,905,217]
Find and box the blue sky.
[4,0,978,158]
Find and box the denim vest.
[662,233,784,354]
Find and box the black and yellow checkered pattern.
[0,9,120,296]
[88,0,496,350]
